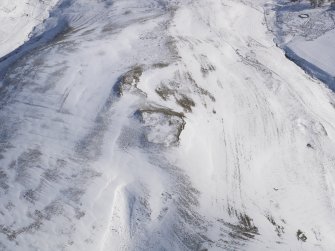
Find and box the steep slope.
[0,0,335,250]
[269,0,335,90]
[0,0,59,58]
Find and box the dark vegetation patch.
[219,206,259,241]
[155,83,195,112]
[199,54,216,77]
[234,213,259,239]
[266,215,285,237]
[152,62,170,68]
[22,189,38,204]
[138,107,185,119]
[0,169,9,191]
[13,148,42,187]
[176,94,195,112]
[185,72,216,102]
[165,36,180,59]
[155,70,217,113]
[50,26,74,44]
[0,199,67,241]
[171,171,212,250]
[200,64,216,77]
[0,220,42,241]
[217,215,259,241]
[155,84,175,101]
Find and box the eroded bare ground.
[1,0,335,250]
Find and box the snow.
[0,0,59,58]
[289,29,335,76]
[271,0,335,89]
[0,0,335,250]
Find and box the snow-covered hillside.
[0,0,59,58]
[0,0,335,250]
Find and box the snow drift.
[0,0,335,250]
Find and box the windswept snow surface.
[0,0,59,58]
[1,0,335,250]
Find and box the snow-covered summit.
[0,0,335,250]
